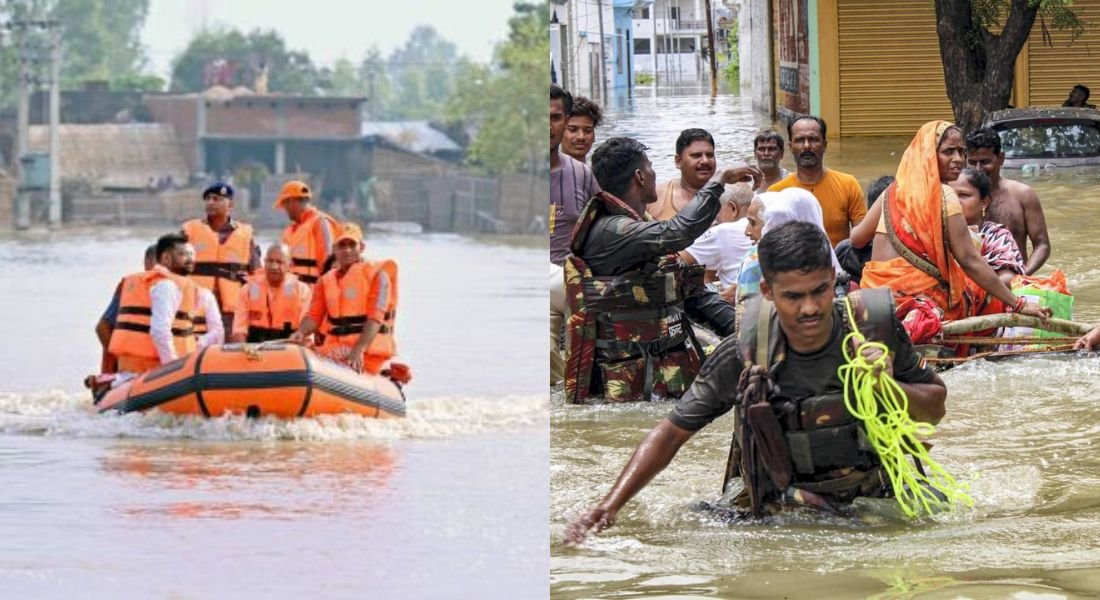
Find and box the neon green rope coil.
[837,298,973,518]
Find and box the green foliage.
[52,0,150,85]
[359,46,395,119]
[0,0,154,105]
[385,25,462,120]
[445,1,549,175]
[965,0,1084,48]
[723,24,739,86]
[317,58,364,97]
[169,27,320,94]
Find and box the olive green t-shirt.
[668,304,936,432]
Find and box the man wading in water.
[566,222,948,542]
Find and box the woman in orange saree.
[860,120,1050,344]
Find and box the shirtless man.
[647,128,716,221]
[965,127,1051,275]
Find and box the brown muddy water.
[0,230,548,599]
[552,88,1100,599]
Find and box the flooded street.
[0,230,547,598]
[552,87,1100,598]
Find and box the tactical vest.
[727,287,897,516]
[563,191,706,403]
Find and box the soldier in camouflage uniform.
[566,222,948,542]
[563,136,762,403]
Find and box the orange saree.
[861,120,971,322]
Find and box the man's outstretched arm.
[564,418,696,544]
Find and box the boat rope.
[838,297,973,518]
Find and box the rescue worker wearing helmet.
[288,224,400,377]
[275,180,342,286]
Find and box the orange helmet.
[273,180,312,209]
[335,222,363,246]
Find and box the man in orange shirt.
[289,224,396,375]
[275,180,341,286]
[768,116,866,248]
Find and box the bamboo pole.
[941,314,1095,337]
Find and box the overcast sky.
[141,0,520,78]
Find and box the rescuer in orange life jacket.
[107,232,204,381]
[230,243,313,344]
[181,182,261,339]
[288,223,402,378]
[275,180,342,286]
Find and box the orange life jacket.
[107,265,198,373]
[281,208,342,285]
[240,272,310,342]
[319,260,398,370]
[182,218,253,312]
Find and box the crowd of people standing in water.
[87,179,409,400]
[549,82,1100,539]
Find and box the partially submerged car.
[983,107,1100,168]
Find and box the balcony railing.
[674,19,706,31]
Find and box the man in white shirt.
[679,183,756,301]
[149,242,224,360]
[106,233,211,389]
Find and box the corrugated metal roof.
[360,121,462,154]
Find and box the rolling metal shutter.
[837,0,954,136]
[1028,1,1100,106]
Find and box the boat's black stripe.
[193,346,211,417]
[296,345,313,417]
[311,372,406,416]
[119,377,198,413]
[117,361,404,417]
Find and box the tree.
[52,0,151,87]
[359,46,395,119]
[0,0,155,102]
[446,1,549,174]
[386,25,462,119]
[169,28,320,94]
[317,57,364,97]
[935,0,1083,131]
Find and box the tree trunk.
[934,0,1040,131]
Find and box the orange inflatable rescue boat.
[95,343,406,418]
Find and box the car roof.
[985,107,1100,126]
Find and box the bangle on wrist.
[1011,295,1026,313]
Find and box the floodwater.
[552,87,1100,598]
[0,229,548,598]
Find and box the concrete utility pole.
[651,1,659,87]
[47,25,61,229]
[14,29,30,230]
[705,0,718,96]
[596,0,607,102]
[6,18,61,230]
